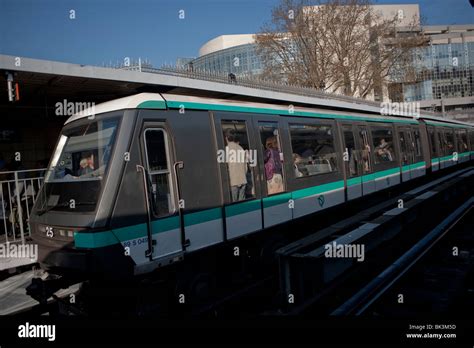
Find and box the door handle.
[137,165,154,260]
[173,161,189,249]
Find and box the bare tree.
[256,0,428,100]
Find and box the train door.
[456,129,469,163]
[438,129,447,169]
[427,126,439,172]
[141,124,183,261]
[470,130,474,161]
[252,115,291,228]
[212,113,263,240]
[410,126,425,178]
[444,128,456,168]
[398,127,415,181]
[341,123,363,200]
[357,125,375,195]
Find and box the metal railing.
[117,64,453,118]
[148,64,386,107]
[0,168,46,245]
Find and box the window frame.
[143,127,176,218]
[369,123,398,170]
[443,128,456,156]
[288,122,339,179]
[341,123,361,178]
[427,126,438,158]
[258,120,286,195]
[219,118,258,204]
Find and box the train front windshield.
[36,117,120,214]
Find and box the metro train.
[29,92,474,286]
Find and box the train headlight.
[36,224,82,241]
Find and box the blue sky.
[0,0,472,67]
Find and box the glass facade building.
[189,27,474,113]
[402,42,474,104]
[190,43,263,76]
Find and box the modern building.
[395,25,474,113]
[184,5,474,116]
[187,34,262,76]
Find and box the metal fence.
[119,64,457,117]
[0,168,46,246]
[119,64,474,120]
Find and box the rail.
[276,166,474,315]
[332,196,474,316]
[0,168,46,246]
[119,64,450,117]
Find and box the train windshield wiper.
[36,202,96,216]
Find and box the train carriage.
[29,92,474,284]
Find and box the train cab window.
[144,129,175,217]
[342,126,358,177]
[289,123,338,177]
[371,127,395,163]
[40,117,120,213]
[456,129,468,153]
[258,122,285,195]
[221,121,255,202]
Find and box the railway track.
[275,166,474,316]
[351,199,474,317]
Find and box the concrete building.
[185,5,474,117]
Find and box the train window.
[444,130,455,155]
[221,120,255,202]
[413,129,422,157]
[342,125,357,178]
[456,129,469,153]
[470,131,474,151]
[399,131,410,165]
[289,123,338,177]
[358,126,372,173]
[437,131,445,155]
[428,127,437,157]
[258,122,285,195]
[46,118,119,182]
[39,117,120,213]
[144,129,175,217]
[371,126,395,164]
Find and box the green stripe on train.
[375,167,400,178]
[163,101,419,124]
[226,199,261,217]
[74,216,182,248]
[436,152,470,162]
[263,192,292,208]
[292,180,344,199]
[72,162,423,249]
[347,177,361,187]
[425,121,473,129]
[136,100,167,109]
[74,180,343,248]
